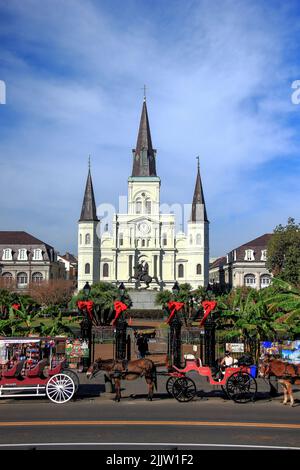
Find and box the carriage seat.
[3,360,25,378]
[48,361,65,376]
[26,359,49,378]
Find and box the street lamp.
[118,282,126,300]
[83,282,91,299]
[172,281,180,297]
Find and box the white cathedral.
[77,99,209,291]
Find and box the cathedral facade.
[77,99,209,291]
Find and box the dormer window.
[33,249,43,261]
[245,249,254,261]
[18,249,27,261]
[261,250,267,261]
[2,248,12,260]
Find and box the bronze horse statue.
[259,355,300,407]
[128,260,159,288]
[87,358,157,402]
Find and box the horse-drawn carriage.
[0,337,79,403]
[164,357,257,403]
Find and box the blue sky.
[0,0,299,257]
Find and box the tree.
[72,282,132,325]
[266,217,300,285]
[28,280,76,309]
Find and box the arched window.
[196,234,201,245]
[142,239,146,247]
[32,272,43,283]
[136,199,142,214]
[2,272,13,284]
[17,272,28,286]
[260,274,271,288]
[189,235,193,245]
[80,234,82,245]
[178,264,184,278]
[18,249,27,260]
[162,233,167,246]
[119,233,124,246]
[244,274,256,287]
[85,234,91,245]
[145,199,151,214]
[85,263,90,274]
[103,263,109,277]
[196,264,202,275]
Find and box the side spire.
[190,157,208,222]
[132,99,157,177]
[79,160,98,222]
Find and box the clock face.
[138,221,150,234]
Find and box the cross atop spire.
[131,99,157,177]
[190,158,208,222]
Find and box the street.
[0,374,299,450]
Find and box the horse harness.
[110,360,144,380]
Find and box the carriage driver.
[220,350,234,368]
[212,350,235,381]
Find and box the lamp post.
[80,282,92,368]
[167,281,182,368]
[114,282,128,361]
[203,287,216,367]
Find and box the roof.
[230,233,273,262]
[209,256,227,269]
[79,169,98,222]
[190,162,208,222]
[0,231,54,250]
[237,234,273,250]
[131,100,157,177]
[59,252,78,263]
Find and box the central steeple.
[131,99,157,177]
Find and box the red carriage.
[165,358,257,403]
[164,300,257,404]
[0,338,79,404]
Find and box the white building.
[77,99,209,291]
[209,234,273,290]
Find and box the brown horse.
[87,358,157,402]
[259,356,300,406]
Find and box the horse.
[87,357,157,402]
[128,272,160,288]
[259,355,300,406]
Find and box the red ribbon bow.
[77,300,94,320]
[166,301,185,324]
[11,303,21,311]
[199,301,217,327]
[112,301,128,325]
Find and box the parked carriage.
[0,337,79,403]
[165,357,257,404]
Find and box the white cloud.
[0,0,299,255]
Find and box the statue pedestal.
[129,290,162,310]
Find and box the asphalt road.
[0,376,299,450]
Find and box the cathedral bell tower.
[77,164,100,290]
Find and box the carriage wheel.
[46,373,75,404]
[166,376,177,397]
[221,385,229,399]
[226,371,257,404]
[63,369,80,393]
[172,377,197,403]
